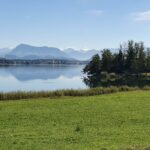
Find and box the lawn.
[0,91,150,150]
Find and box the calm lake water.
[0,65,87,92]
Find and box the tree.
[83,54,101,76]
[137,42,146,73]
[83,40,149,88]
[83,54,101,87]
[101,49,113,72]
[146,49,150,72]
[112,46,125,73]
[126,40,138,73]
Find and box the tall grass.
[0,86,150,101]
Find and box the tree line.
[83,40,150,75]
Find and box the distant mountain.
[6,44,71,60]
[64,48,100,61]
[3,44,102,61]
[0,48,11,57]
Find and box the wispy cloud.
[133,10,150,21]
[87,10,103,16]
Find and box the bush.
[0,86,149,101]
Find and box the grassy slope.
[0,91,150,150]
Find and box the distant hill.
[1,44,150,61]
[0,44,124,61]
[0,48,11,57]
[64,48,100,61]
[6,44,71,60]
[4,44,100,61]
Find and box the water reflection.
[84,72,150,88]
[1,65,149,92]
[0,65,86,92]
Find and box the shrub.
[0,86,149,101]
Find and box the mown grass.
[0,86,150,101]
[0,91,150,150]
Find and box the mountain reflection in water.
[0,65,87,92]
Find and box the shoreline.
[0,58,89,66]
[0,86,150,101]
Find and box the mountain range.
[0,44,100,61]
[0,48,11,57]
[64,48,100,61]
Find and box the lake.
[0,65,87,92]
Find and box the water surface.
[0,65,87,92]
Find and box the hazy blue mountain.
[5,44,100,61]
[6,44,71,60]
[0,48,11,57]
[64,48,100,61]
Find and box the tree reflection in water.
[83,72,150,88]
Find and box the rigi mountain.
[1,44,100,61]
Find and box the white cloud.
[87,10,103,16]
[133,10,150,21]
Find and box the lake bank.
[0,86,150,101]
[0,58,88,65]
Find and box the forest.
[83,41,150,88]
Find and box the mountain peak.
[16,44,37,49]
[64,48,100,61]
[3,44,101,61]
[6,44,71,60]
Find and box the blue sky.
[0,0,150,50]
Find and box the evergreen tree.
[146,49,150,72]
[83,54,101,87]
[126,41,138,73]
[83,40,149,88]
[112,46,125,73]
[83,54,101,76]
[138,42,146,73]
[101,49,113,72]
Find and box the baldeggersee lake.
[0,65,87,92]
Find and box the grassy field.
[0,91,150,150]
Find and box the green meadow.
[0,91,150,150]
